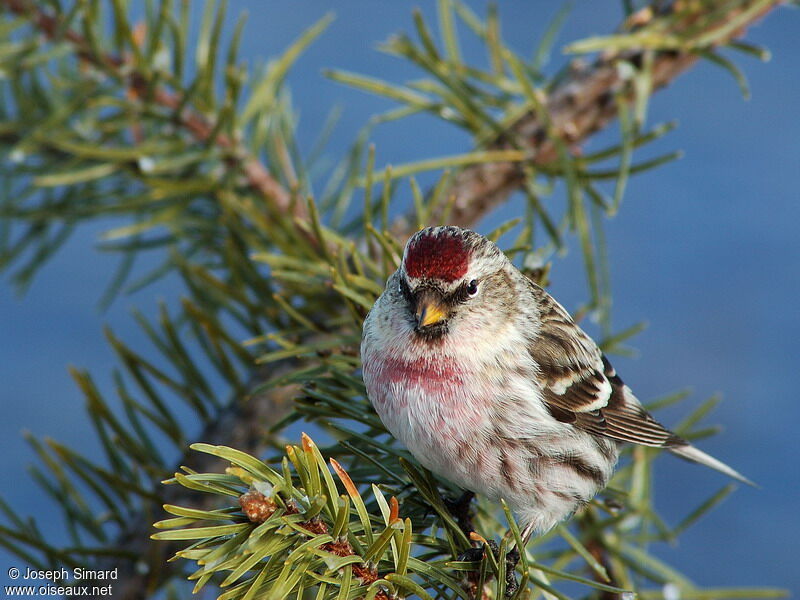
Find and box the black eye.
[398,277,412,300]
[467,279,479,296]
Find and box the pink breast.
[365,351,487,448]
[379,354,464,390]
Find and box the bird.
[360,225,751,542]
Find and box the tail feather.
[669,444,756,487]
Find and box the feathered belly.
[362,350,617,533]
[365,355,484,445]
[364,354,535,498]
[364,353,488,474]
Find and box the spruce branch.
[0,0,295,214]
[387,0,781,230]
[105,365,300,600]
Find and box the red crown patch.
[404,232,469,282]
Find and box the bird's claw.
[457,540,520,598]
[503,548,520,597]
[457,538,499,562]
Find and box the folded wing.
[527,281,752,485]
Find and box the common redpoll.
[361,226,750,540]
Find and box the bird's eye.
[398,277,412,299]
[467,279,479,296]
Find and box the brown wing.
[573,357,685,448]
[528,283,684,448]
[529,284,612,415]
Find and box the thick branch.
[432,0,780,229]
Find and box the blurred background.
[1,1,798,595]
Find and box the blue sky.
[1,1,798,595]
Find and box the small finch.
[361,226,751,541]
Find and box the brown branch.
[425,0,781,230]
[0,0,297,218]
[0,2,781,599]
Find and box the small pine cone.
[303,517,328,536]
[322,537,352,557]
[352,562,379,586]
[239,489,276,523]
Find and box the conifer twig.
[0,0,296,216]
[2,0,776,239]
[395,0,780,232]
[104,366,299,600]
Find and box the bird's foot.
[456,540,520,598]
[456,540,496,563]
[503,548,520,597]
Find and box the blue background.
[1,1,798,596]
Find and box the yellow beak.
[415,297,447,328]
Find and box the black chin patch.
[414,322,448,341]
